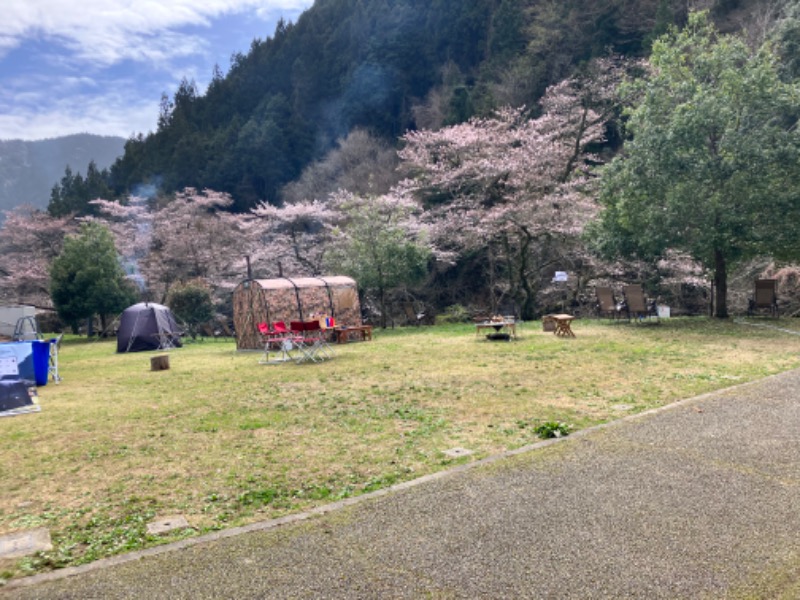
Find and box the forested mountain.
[0,134,124,213]
[104,0,730,212]
[46,0,768,216]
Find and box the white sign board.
[552,271,568,282]
[0,356,18,377]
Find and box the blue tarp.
[0,341,49,386]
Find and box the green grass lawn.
[2,317,800,578]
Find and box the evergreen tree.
[593,12,800,317]
[48,161,113,218]
[50,222,137,333]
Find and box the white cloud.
[1,0,311,67]
[0,74,160,140]
[0,83,159,141]
[0,0,313,140]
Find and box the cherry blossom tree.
[91,189,343,307]
[398,58,626,318]
[144,189,246,300]
[87,196,151,262]
[325,191,431,327]
[0,207,77,308]
[91,189,248,305]
[242,199,337,278]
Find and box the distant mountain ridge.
[0,134,126,213]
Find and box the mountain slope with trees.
[100,0,719,212]
[0,134,124,213]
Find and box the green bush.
[534,421,572,439]
[167,280,215,339]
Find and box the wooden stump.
[150,355,170,371]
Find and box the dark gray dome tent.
[116,303,182,353]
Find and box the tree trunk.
[378,284,387,329]
[520,276,536,321]
[515,226,536,321]
[714,249,728,318]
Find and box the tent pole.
[285,277,304,323]
[127,311,142,352]
[318,277,336,320]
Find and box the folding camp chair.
[290,320,333,363]
[748,279,778,316]
[403,302,424,326]
[48,334,63,384]
[622,284,659,321]
[595,287,623,320]
[258,321,288,345]
[303,320,333,360]
[258,321,301,364]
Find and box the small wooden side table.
[551,314,576,338]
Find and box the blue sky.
[0,0,314,141]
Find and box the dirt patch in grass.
[1,317,799,578]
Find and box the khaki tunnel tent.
[233,276,361,350]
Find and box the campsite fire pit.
[486,333,511,341]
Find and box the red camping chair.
[290,320,333,363]
[258,322,279,342]
[259,321,290,337]
[303,320,333,360]
[258,321,303,365]
[259,321,297,350]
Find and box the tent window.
[335,287,357,310]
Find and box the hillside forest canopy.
[2,1,800,328]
